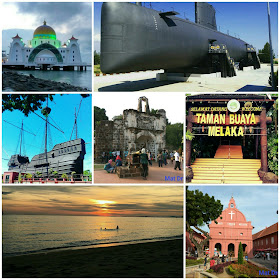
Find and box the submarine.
[100,2,260,77]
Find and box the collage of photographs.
[0,1,279,279]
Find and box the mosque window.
[240,233,243,236]
[63,56,65,58]
[73,51,75,53]
[218,232,221,235]
[16,50,18,52]
[73,59,74,62]
[271,237,274,244]
[261,240,263,245]
[26,55,28,58]
[266,238,268,245]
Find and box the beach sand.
[3,239,183,278]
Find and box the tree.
[61,173,68,180]
[2,94,89,116]
[166,123,183,150]
[94,51,100,65]
[83,170,92,181]
[94,106,108,128]
[2,94,54,116]
[258,42,275,63]
[186,189,223,258]
[238,242,244,264]
[35,171,42,178]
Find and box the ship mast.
[41,95,51,177]
[19,120,23,156]
[70,98,83,140]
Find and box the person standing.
[157,151,163,167]
[140,148,149,180]
[170,151,174,163]
[174,151,181,170]
[147,150,152,166]
[204,255,207,270]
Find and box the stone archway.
[136,132,154,151]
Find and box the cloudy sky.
[3,185,183,217]
[93,92,185,124]
[1,2,92,63]
[188,185,278,234]
[94,2,278,56]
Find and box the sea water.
[8,69,92,90]
[3,215,183,257]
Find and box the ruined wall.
[95,120,114,158]
[95,107,166,161]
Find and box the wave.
[3,234,183,257]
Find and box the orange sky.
[3,185,183,217]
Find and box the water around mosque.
[3,215,183,257]
[7,69,92,90]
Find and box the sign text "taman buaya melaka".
[195,113,257,137]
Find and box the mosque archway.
[28,43,63,63]
[228,243,235,254]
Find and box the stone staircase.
[191,145,262,184]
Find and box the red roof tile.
[253,222,278,240]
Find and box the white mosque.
[3,21,87,71]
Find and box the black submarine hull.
[101,2,254,74]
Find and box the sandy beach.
[3,239,183,278]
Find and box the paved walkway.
[250,258,278,271]
[94,162,184,184]
[94,64,277,92]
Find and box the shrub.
[213,265,224,274]
[239,274,250,278]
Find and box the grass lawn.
[94,164,104,170]
[186,259,206,267]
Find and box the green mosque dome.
[33,20,56,40]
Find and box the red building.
[253,222,278,254]
[209,197,254,258]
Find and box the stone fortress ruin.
[95,97,166,162]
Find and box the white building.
[4,21,86,70]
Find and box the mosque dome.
[33,21,56,40]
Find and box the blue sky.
[2,94,92,173]
[187,185,278,234]
[94,2,278,57]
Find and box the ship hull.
[8,139,86,177]
[101,2,251,74]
